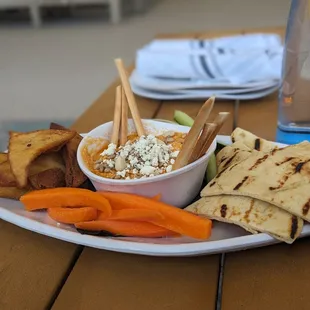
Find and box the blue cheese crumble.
[96,134,180,179]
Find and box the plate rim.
[0,135,308,257]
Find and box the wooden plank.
[52,249,219,310]
[159,26,285,40]
[156,32,201,39]
[0,221,79,310]
[156,99,235,135]
[72,72,161,134]
[236,93,278,140]
[222,238,310,310]
[198,26,285,39]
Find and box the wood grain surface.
[222,238,310,310]
[72,70,161,134]
[236,93,278,140]
[52,249,220,310]
[0,221,79,310]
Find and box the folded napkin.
[136,34,283,85]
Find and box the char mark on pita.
[249,154,269,170]
[254,138,261,150]
[233,176,249,190]
[290,216,299,239]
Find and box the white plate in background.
[130,83,279,101]
[130,69,279,91]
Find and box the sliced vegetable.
[48,207,98,224]
[75,220,178,238]
[99,209,164,222]
[20,188,112,218]
[205,153,217,183]
[99,192,212,239]
[174,110,194,127]
[152,193,162,201]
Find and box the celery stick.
[205,153,217,183]
[174,110,194,127]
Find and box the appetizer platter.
[1,59,310,257]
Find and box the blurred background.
[0,0,290,148]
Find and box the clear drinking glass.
[279,0,310,132]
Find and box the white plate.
[1,135,309,257]
[130,69,279,91]
[130,83,279,101]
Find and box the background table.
[2,27,310,310]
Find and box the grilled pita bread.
[202,141,310,222]
[50,123,87,187]
[200,138,303,243]
[217,142,255,173]
[186,196,303,243]
[231,127,277,152]
[8,129,75,188]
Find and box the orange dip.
[82,132,186,180]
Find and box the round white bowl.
[77,119,216,208]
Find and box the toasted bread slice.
[0,186,30,200]
[50,123,87,187]
[29,152,65,175]
[0,153,7,164]
[28,152,66,189]
[0,152,65,188]
[0,160,16,187]
[29,168,65,189]
[8,129,75,188]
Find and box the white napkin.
[136,34,283,85]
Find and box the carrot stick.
[99,192,212,239]
[75,220,178,238]
[99,209,164,222]
[48,207,98,224]
[20,188,112,218]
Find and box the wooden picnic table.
[2,26,310,310]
